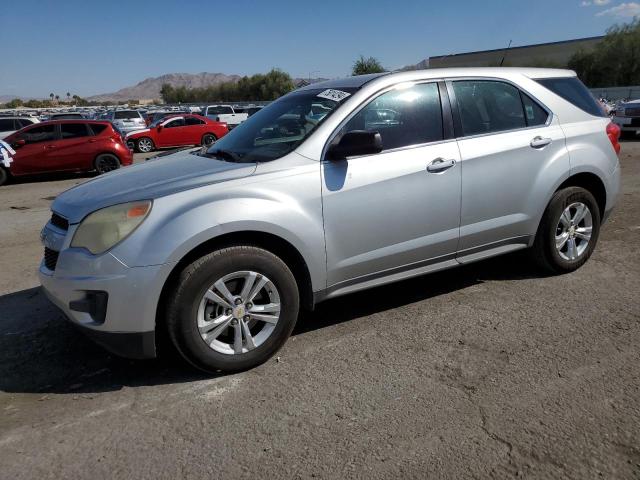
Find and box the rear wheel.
[94,154,121,174]
[201,133,217,147]
[136,137,154,153]
[166,246,299,373]
[0,167,8,186]
[531,187,601,273]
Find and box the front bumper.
[38,222,173,359]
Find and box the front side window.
[340,82,443,151]
[20,124,56,144]
[165,118,185,128]
[453,81,527,136]
[60,123,89,139]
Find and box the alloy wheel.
[96,155,120,174]
[555,202,593,261]
[138,138,153,152]
[196,271,281,355]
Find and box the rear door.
[9,124,58,175]
[449,79,569,258]
[55,123,94,170]
[184,116,206,144]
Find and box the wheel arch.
[556,172,607,219]
[156,230,315,336]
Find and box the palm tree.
[49,93,54,102]
[66,92,71,103]
[55,95,59,103]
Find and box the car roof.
[298,67,576,92]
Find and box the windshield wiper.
[207,148,243,162]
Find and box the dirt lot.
[1,144,639,479]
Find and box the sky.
[1,0,638,98]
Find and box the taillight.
[606,122,621,155]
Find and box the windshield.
[204,88,356,163]
[206,106,234,115]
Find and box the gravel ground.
[0,144,639,479]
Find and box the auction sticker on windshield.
[317,89,351,102]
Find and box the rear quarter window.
[535,77,605,117]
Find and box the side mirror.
[327,130,382,160]
[12,139,26,148]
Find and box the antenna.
[499,39,513,67]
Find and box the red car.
[126,114,228,153]
[1,120,133,186]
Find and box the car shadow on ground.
[6,170,94,186]
[0,251,545,395]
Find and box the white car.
[0,116,40,139]
[105,109,147,134]
[203,105,248,129]
[612,99,640,138]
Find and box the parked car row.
[612,99,640,138]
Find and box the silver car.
[39,68,621,373]
[105,109,146,135]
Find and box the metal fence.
[590,86,640,101]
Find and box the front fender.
[109,169,326,292]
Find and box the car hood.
[52,150,257,224]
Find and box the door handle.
[427,158,456,173]
[44,145,56,149]
[530,136,552,149]
[88,139,97,143]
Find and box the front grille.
[50,213,69,231]
[44,247,59,271]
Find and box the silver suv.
[105,109,146,135]
[39,68,621,373]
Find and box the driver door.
[157,117,186,147]
[321,81,462,289]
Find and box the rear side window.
[61,123,89,139]
[535,77,605,117]
[114,110,141,120]
[342,82,443,151]
[453,81,526,136]
[185,117,205,126]
[89,124,108,135]
[521,93,549,127]
[20,124,56,144]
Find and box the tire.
[531,186,601,273]
[201,133,217,147]
[166,246,300,373]
[94,154,121,174]
[0,167,7,186]
[136,137,155,153]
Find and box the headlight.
[71,201,152,254]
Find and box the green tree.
[568,19,640,87]
[159,69,295,103]
[49,93,54,102]
[352,55,386,76]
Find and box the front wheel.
[531,186,601,273]
[166,246,300,373]
[201,133,217,147]
[94,154,121,174]
[0,167,8,186]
